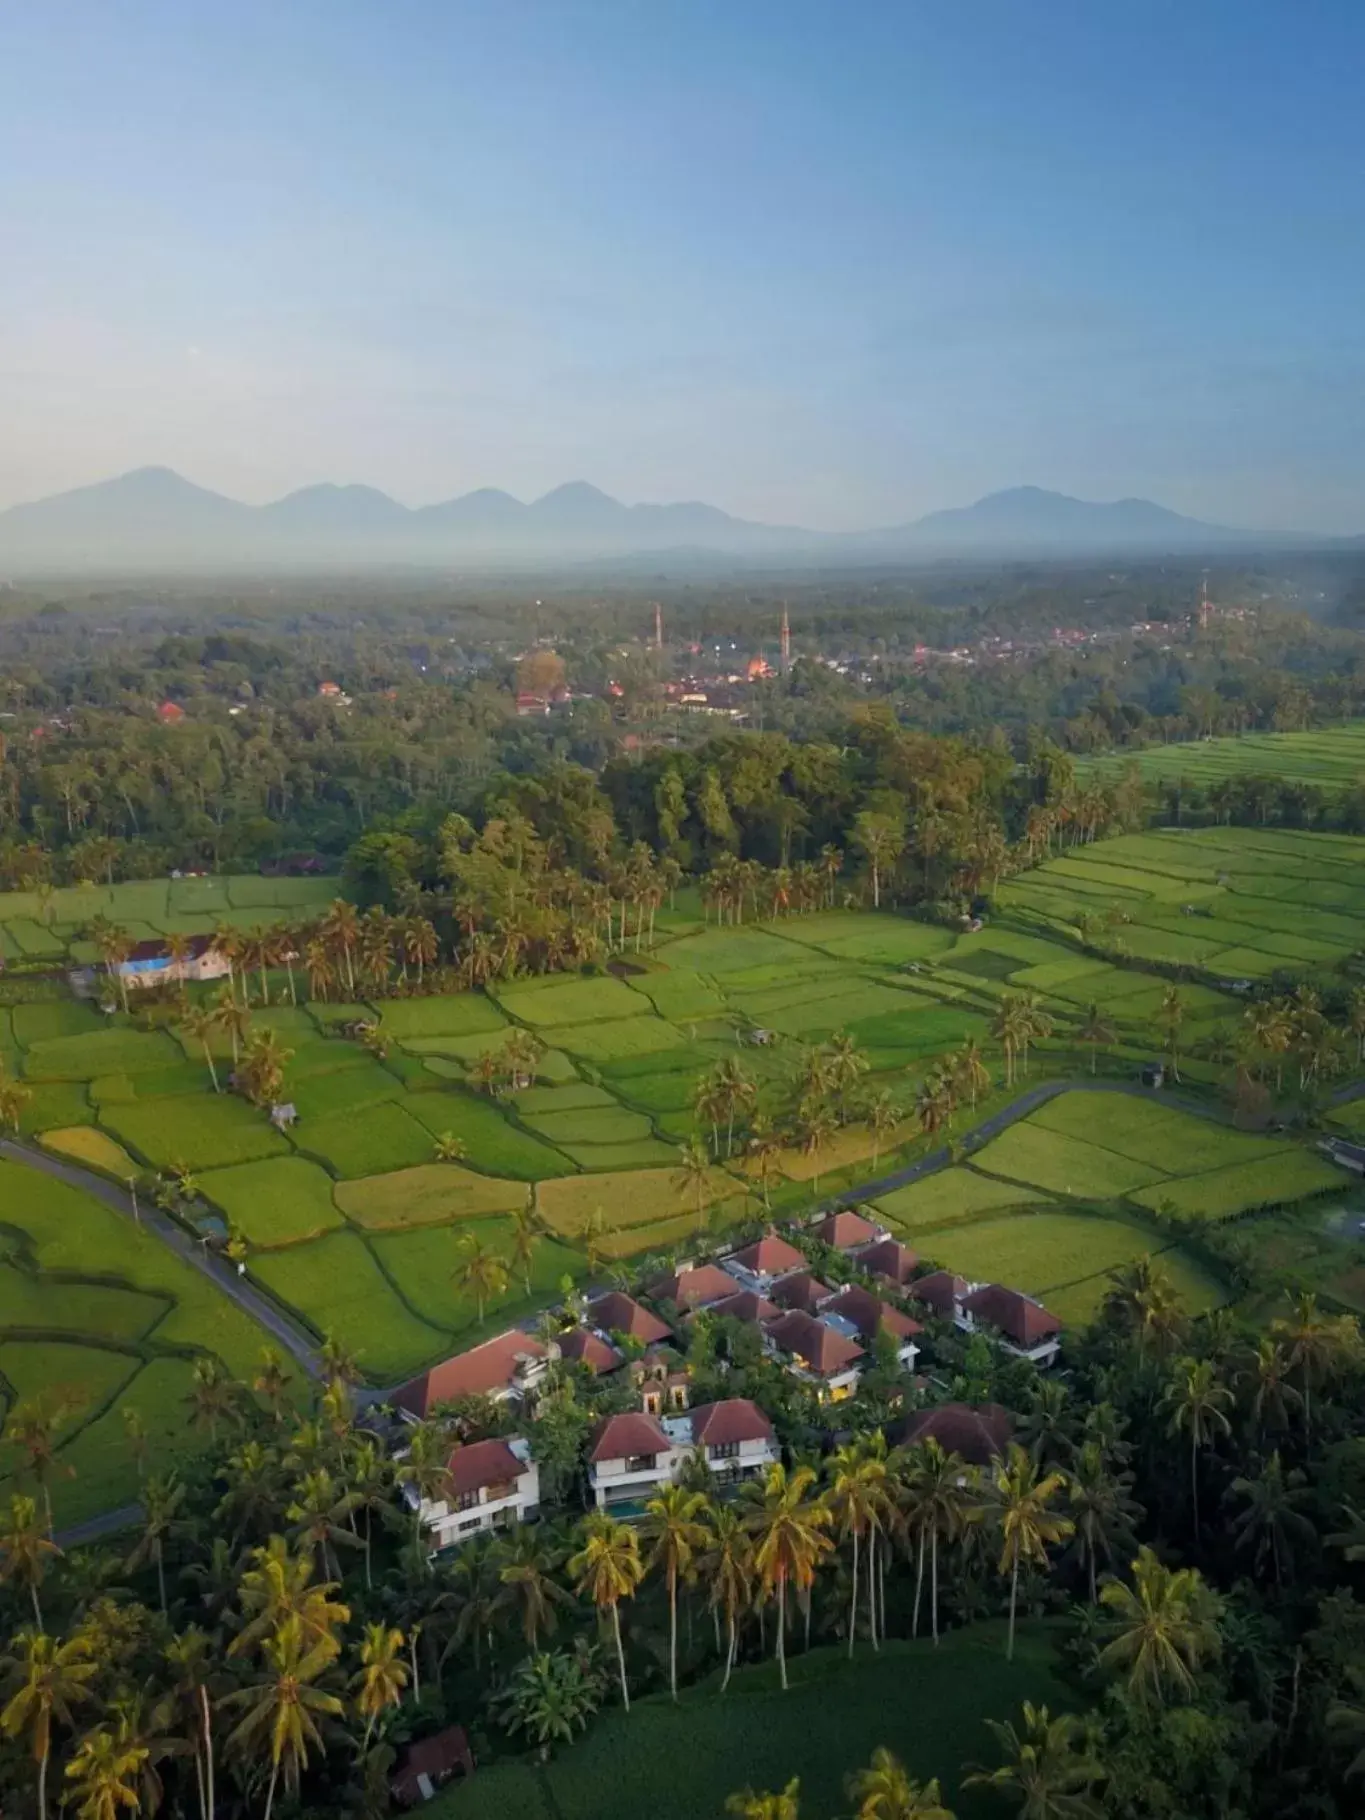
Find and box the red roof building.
[444,1438,526,1502]
[650,1263,738,1309]
[905,1271,968,1318]
[557,1327,624,1375]
[821,1283,923,1346]
[392,1331,549,1416]
[858,1237,919,1285]
[961,1285,1062,1362]
[588,1410,674,1466]
[890,1402,1013,1467]
[705,1289,780,1324]
[765,1309,864,1397]
[156,700,185,724]
[588,1291,671,1346]
[390,1726,474,1805]
[814,1209,882,1250]
[768,1270,834,1313]
[727,1233,807,1281]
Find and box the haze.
[4,0,1364,533]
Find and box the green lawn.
[433,1624,1071,1820]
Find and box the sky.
[3,0,1364,532]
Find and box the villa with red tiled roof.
[890,1403,1013,1467]
[960,1284,1063,1366]
[819,1283,923,1370]
[649,1262,738,1310]
[587,1395,780,1508]
[391,1330,550,1416]
[587,1291,671,1346]
[724,1231,807,1291]
[768,1270,834,1313]
[857,1237,919,1285]
[405,1436,540,1551]
[764,1309,864,1400]
[556,1327,624,1375]
[813,1208,884,1251]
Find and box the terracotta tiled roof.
[390,1726,473,1804]
[814,1209,880,1250]
[650,1263,738,1308]
[689,1398,775,1448]
[589,1410,674,1464]
[766,1309,864,1376]
[444,1438,527,1499]
[391,1331,547,1415]
[905,1270,967,1317]
[857,1237,919,1284]
[822,1283,923,1344]
[557,1327,624,1374]
[768,1270,834,1312]
[126,933,218,963]
[962,1284,1062,1347]
[587,1292,672,1345]
[729,1233,806,1277]
[706,1289,780,1324]
[891,1402,1013,1467]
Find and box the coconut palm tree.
[1097,1547,1223,1705]
[1066,1442,1140,1605]
[1159,1356,1233,1536]
[0,1494,61,1627]
[228,1535,350,1664]
[991,996,1028,1088]
[508,1204,540,1296]
[222,1614,345,1820]
[742,1462,834,1691]
[673,1139,713,1231]
[864,1089,901,1170]
[989,1445,1074,1662]
[251,1348,293,1427]
[211,988,251,1069]
[642,1484,710,1699]
[351,1623,408,1752]
[1099,1257,1186,1358]
[950,1039,991,1110]
[1158,985,1186,1082]
[568,1513,644,1711]
[490,1526,573,1650]
[848,1748,956,1819]
[1235,1334,1303,1442]
[0,1628,98,1820]
[964,1702,1104,1818]
[433,1132,468,1163]
[1270,1292,1363,1434]
[900,1438,978,1645]
[1076,1004,1116,1076]
[826,1437,893,1655]
[453,1234,510,1324]
[186,1357,239,1445]
[62,1726,148,1820]
[726,1779,802,1820]
[1225,1451,1315,1587]
[6,1399,72,1537]
[0,1067,32,1133]
[287,1468,362,1583]
[123,1474,186,1615]
[699,1503,754,1692]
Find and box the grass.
[1130,1150,1346,1221]
[250,1229,446,1381]
[297,1100,442,1179]
[536,1165,741,1237]
[496,975,652,1026]
[539,1015,688,1062]
[37,1126,141,1180]
[970,1122,1167,1199]
[555,1138,682,1170]
[0,1263,169,1341]
[24,1028,185,1080]
[432,1623,1070,1820]
[1027,1092,1293,1172]
[336,1163,530,1230]
[371,1218,583,1334]
[199,1157,345,1248]
[519,1106,655,1145]
[101,1096,290,1171]
[401,1093,577,1179]
[920,1208,1178,1298]
[379,994,508,1039]
[877,1167,1052,1231]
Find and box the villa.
[819,1283,923,1370]
[391,1329,551,1417]
[723,1232,807,1294]
[409,1436,540,1551]
[117,934,231,990]
[587,1394,779,1509]
[763,1308,864,1401]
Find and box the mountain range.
[0,468,1312,570]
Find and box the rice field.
[1085,721,1365,791]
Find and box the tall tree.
[989,1445,1074,1662]
[642,1484,710,1700]
[568,1513,644,1711]
[743,1463,833,1691]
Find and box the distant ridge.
[0,469,1316,570]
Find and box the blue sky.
[3,0,1363,530]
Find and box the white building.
[412,1436,540,1551]
[587,1398,779,1510]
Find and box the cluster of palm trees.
[988,994,1055,1090]
[700,848,847,925]
[1238,985,1365,1094]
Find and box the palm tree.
[508,1204,540,1296]
[351,1623,408,1752]
[950,1039,991,1111]
[229,1535,350,1664]
[1076,1004,1116,1076]
[186,1357,239,1444]
[433,1132,468,1163]
[1100,1256,1186,1358]
[1270,1292,1362,1433]
[63,1727,148,1820]
[727,1779,802,1820]
[0,1494,61,1627]
[568,1513,644,1711]
[1097,1547,1223,1705]
[211,988,251,1068]
[964,1702,1103,1818]
[642,1484,710,1699]
[743,1462,833,1691]
[991,996,1028,1088]
[864,1089,901,1170]
[1066,1442,1140,1604]
[1327,1667,1365,1784]
[1158,985,1186,1082]
[1225,1450,1315,1587]
[848,1749,956,1819]
[1235,1334,1303,1442]
[901,1439,977,1645]
[800,1101,839,1197]
[673,1139,713,1231]
[0,1068,32,1133]
[1159,1356,1233,1536]
[181,1006,221,1092]
[1015,993,1053,1078]
[287,1468,361,1582]
[123,1474,185,1615]
[252,1348,293,1426]
[222,1614,345,1820]
[0,1628,98,1820]
[989,1445,1074,1662]
[826,1437,892,1655]
[490,1526,573,1649]
[699,1503,753,1692]
[454,1234,510,1324]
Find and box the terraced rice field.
[999,826,1365,982]
[1084,721,1365,791]
[0,872,339,969]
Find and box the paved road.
[0,1137,323,1378]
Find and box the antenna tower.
[779,602,791,673]
[653,602,663,651]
